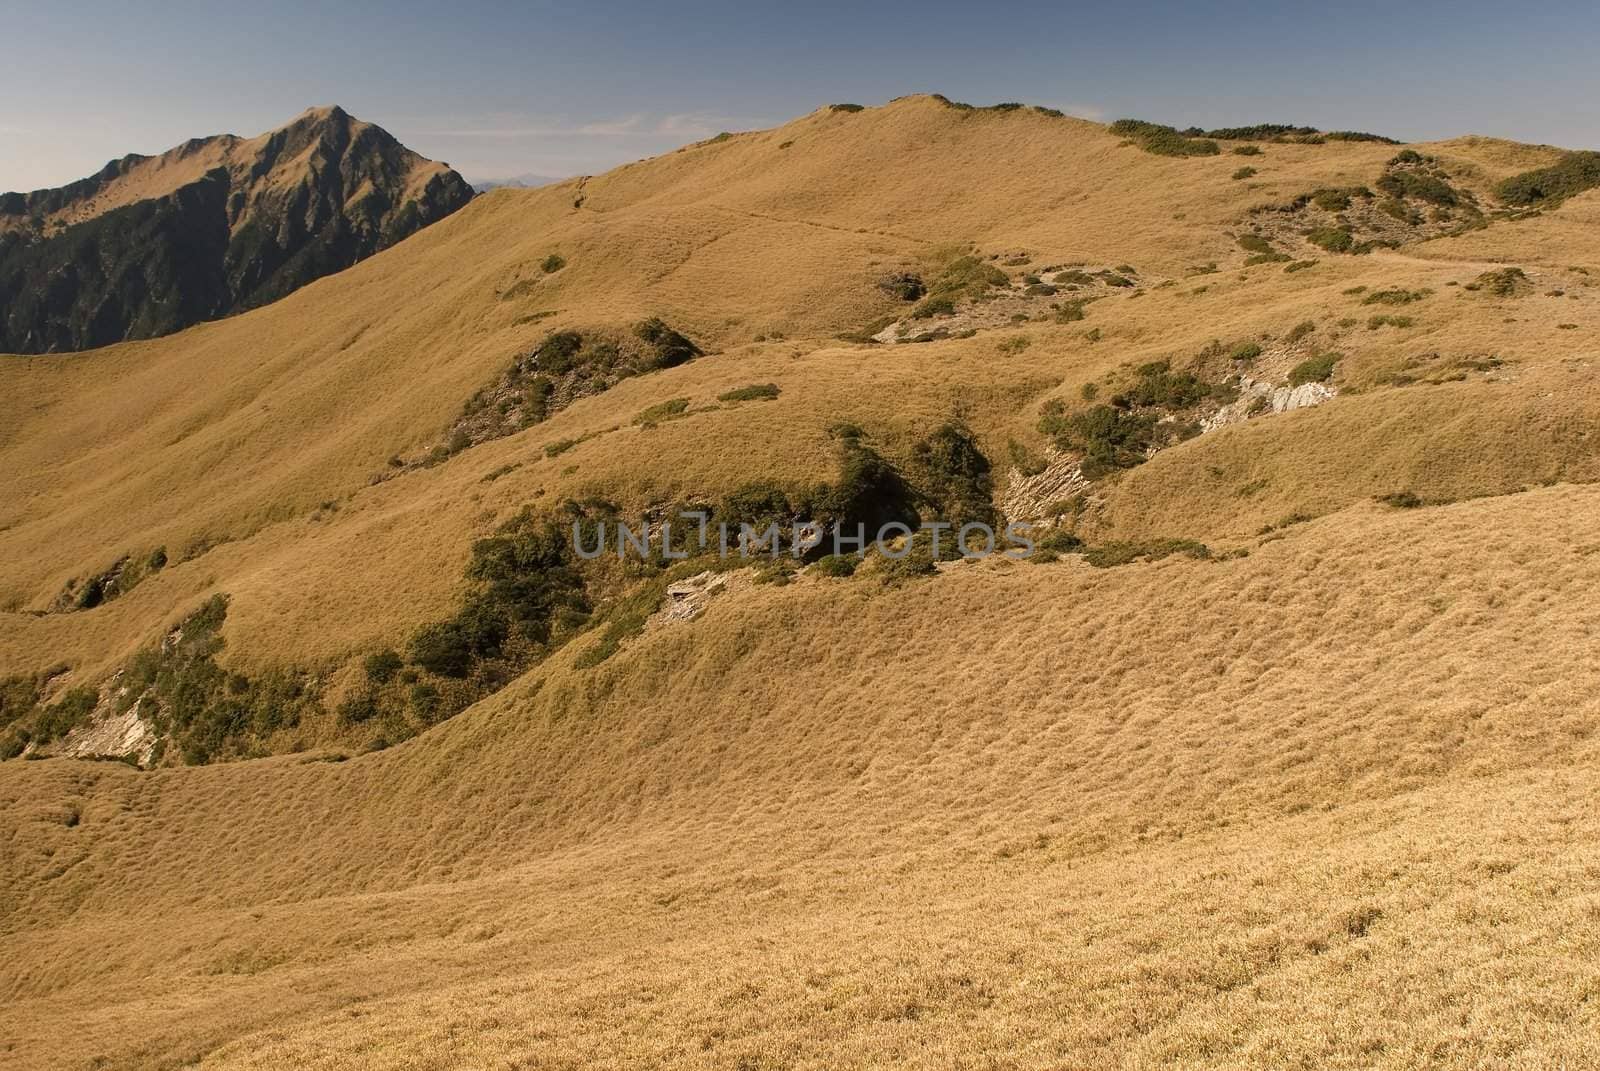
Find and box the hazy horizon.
[4,0,1599,192]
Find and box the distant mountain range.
[469,172,566,193]
[0,106,473,353]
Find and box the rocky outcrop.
[0,106,472,353]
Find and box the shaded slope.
[0,107,472,352]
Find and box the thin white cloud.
[410,112,764,141]
[1056,103,1106,122]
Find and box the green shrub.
[1039,402,1158,477]
[1496,151,1600,206]
[1377,169,1457,206]
[1367,315,1415,330]
[1376,491,1423,508]
[364,649,403,684]
[1232,145,1262,157]
[829,103,865,113]
[1284,259,1319,273]
[633,398,690,426]
[1306,226,1354,253]
[718,383,781,403]
[878,272,925,301]
[877,542,938,583]
[634,318,701,369]
[1288,353,1338,385]
[812,554,859,578]
[1229,341,1263,362]
[1362,288,1431,306]
[540,253,566,273]
[337,690,380,725]
[911,423,998,528]
[1472,268,1530,296]
[1083,539,1210,568]
[1108,119,1220,157]
[1286,320,1316,343]
[1237,234,1275,254]
[545,438,578,458]
[1232,167,1258,181]
[912,295,957,319]
[1037,529,1084,553]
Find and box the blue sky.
[3,0,1597,191]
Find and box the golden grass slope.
[4,485,1600,1067]
[3,96,1600,1066]
[2,96,1596,677]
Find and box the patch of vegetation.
[910,254,1009,318]
[1286,320,1316,343]
[829,103,865,113]
[112,595,327,765]
[1362,288,1431,306]
[1108,119,1220,157]
[1377,169,1457,206]
[910,423,999,529]
[436,319,702,458]
[1284,259,1318,273]
[878,272,925,301]
[1288,353,1338,385]
[1367,315,1415,330]
[1232,145,1262,157]
[1468,268,1530,297]
[408,506,593,686]
[1495,151,1600,206]
[1232,167,1258,181]
[1083,539,1210,568]
[540,253,566,273]
[0,668,102,759]
[718,383,781,403]
[1229,341,1263,362]
[633,398,691,426]
[1376,491,1423,509]
[1237,234,1276,254]
[1306,226,1355,253]
[1193,123,1396,144]
[812,554,858,578]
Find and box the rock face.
[0,106,473,353]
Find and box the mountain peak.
[0,108,472,352]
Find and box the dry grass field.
[3,96,1600,1067]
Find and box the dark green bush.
[911,423,997,528]
[1377,169,1457,206]
[364,649,403,684]
[718,383,781,402]
[540,253,566,273]
[1495,151,1600,206]
[812,554,859,577]
[1083,539,1210,568]
[633,398,691,425]
[1306,226,1354,253]
[1288,353,1338,385]
[1108,119,1220,157]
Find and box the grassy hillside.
[2,95,1600,1066]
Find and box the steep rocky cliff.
[0,106,472,352]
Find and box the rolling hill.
[2,95,1599,1067]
